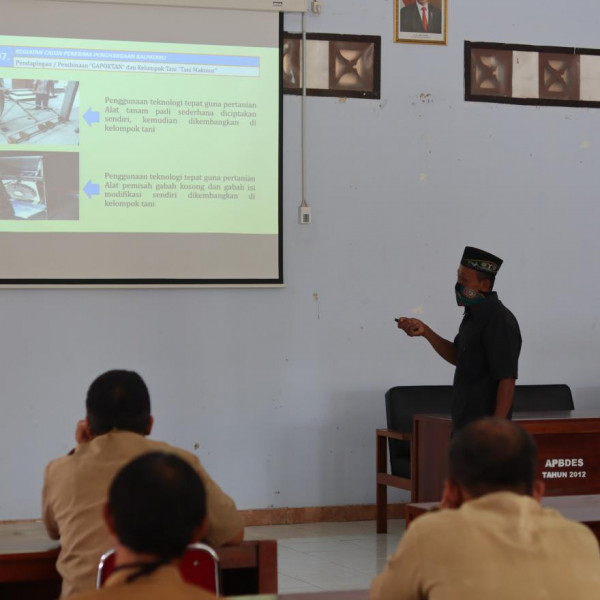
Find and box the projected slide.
[0,28,281,284]
[0,35,278,236]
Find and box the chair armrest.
[376,428,412,442]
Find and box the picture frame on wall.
[394,0,447,45]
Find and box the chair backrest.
[513,384,574,412]
[385,386,454,434]
[383,384,574,479]
[96,549,116,589]
[385,386,454,478]
[96,543,220,595]
[385,384,574,433]
[179,543,221,595]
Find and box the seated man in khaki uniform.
[370,418,600,600]
[43,370,243,598]
[69,451,218,600]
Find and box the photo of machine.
[0,155,47,219]
[0,79,79,145]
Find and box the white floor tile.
[290,565,374,591]
[304,550,389,575]
[277,574,325,592]
[278,551,327,576]
[245,519,405,593]
[341,535,402,554]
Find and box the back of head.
[448,418,537,497]
[86,370,150,435]
[109,452,206,559]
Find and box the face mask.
[455,282,487,306]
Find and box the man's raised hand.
[396,317,427,337]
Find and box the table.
[0,522,277,599]
[413,411,600,502]
[405,494,600,544]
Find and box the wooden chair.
[376,386,453,533]
[376,384,574,533]
[96,543,221,594]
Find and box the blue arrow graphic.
[83,180,100,199]
[83,107,100,126]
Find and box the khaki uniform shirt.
[370,492,600,600]
[67,564,218,600]
[43,431,243,598]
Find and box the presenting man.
[43,370,243,598]
[397,247,521,431]
[400,0,442,34]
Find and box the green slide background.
[0,35,279,234]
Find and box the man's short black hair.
[109,452,206,559]
[86,370,151,435]
[448,418,537,497]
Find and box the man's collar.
[461,490,540,513]
[104,563,181,588]
[74,429,145,453]
[464,291,499,316]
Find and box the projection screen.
[0,0,283,285]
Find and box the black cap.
[461,246,503,275]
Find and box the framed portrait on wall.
[394,0,447,45]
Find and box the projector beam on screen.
[47,0,309,13]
